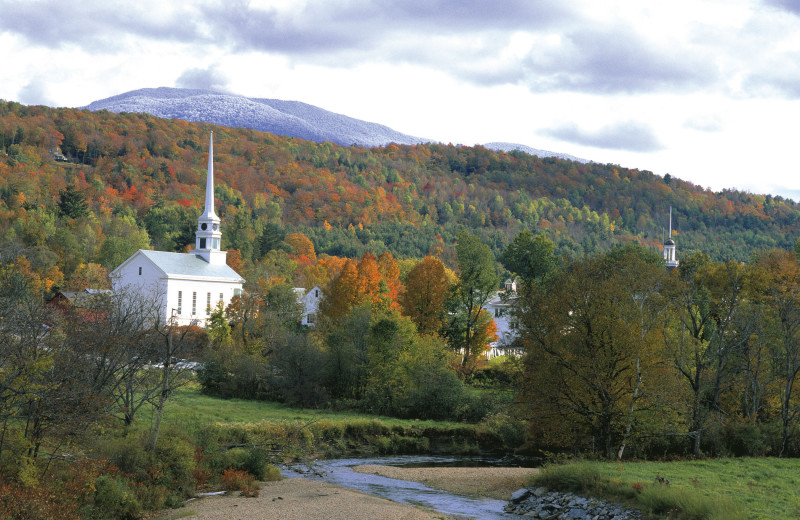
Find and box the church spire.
[202,132,218,221]
[664,207,678,269]
[190,132,226,265]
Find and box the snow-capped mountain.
[84,88,588,162]
[483,142,588,163]
[84,87,430,148]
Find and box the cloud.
[175,65,229,92]
[516,28,718,95]
[17,79,54,106]
[763,0,800,15]
[197,0,570,57]
[0,0,201,49]
[684,114,723,132]
[542,121,664,152]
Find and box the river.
[281,455,524,519]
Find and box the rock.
[511,488,533,503]
[503,489,642,519]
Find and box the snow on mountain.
[483,142,588,163]
[84,87,430,148]
[84,88,589,162]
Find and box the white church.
[111,133,245,327]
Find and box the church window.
[192,292,197,315]
[207,292,211,314]
[138,266,142,276]
[199,238,206,249]
[201,223,207,231]
[212,238,220,249]
[219,292,223,303]
[307,313,316,324]
[315,289,319,298]
[177,291,182,314]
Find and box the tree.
[751,249,800,456]
[58,185,89,219]
[378,251,404,308]
[400,256,451,335]
[500,229,557,289]
[443,231,498,371]
[284,232,316,263]
[319,259,360,321]
[520,247,672,458]
[664,252,747,456]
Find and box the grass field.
[535,458,800,520]
[160,382,465,430]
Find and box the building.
[110,133,245,327]
[664,207,679,269]
[295,285,322,326]
[484,278,523,359]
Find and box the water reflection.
[282,455,521,520]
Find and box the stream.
[281,455,525,519]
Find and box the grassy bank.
[148,382,522,457]
[531,458,800,520]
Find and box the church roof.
[137,250,244,281]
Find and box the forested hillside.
[0,100,797,291]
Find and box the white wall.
[112,252,243,327]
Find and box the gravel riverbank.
[151,466,540,519]
[151,477,442,520]
[352,465,540,500]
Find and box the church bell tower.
[664,207,679,270]
[191,132,227,265]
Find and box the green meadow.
[533,458,800,520]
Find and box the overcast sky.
[2,0,800,199]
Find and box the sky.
[2,0,800,199]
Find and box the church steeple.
[664,207,678,269]
[191,132,226,265]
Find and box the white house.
[110,133,245,327]
[483,278,523,359]
[295,285,322,326]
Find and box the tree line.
[505,230,800,459]
[1,99,799,303]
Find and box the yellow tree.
[400,256,451,335]
[320,259,360,321]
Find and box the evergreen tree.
[58,185,89,219]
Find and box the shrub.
[0,479,80,520]
[90,475,142,520]
[153,428,196,494]
[221,468,259,497]
[235,445,272,480]
[480,411,527,451]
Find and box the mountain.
[483,142,588,164]
[2,99,796,278]
[84,87,430,148]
